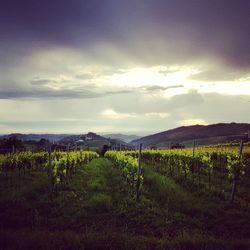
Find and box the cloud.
[105,90,132,95]
[0,81,133,100]
[189,66,250,82]
[75,68,127,80]
[0,87,102,99]
[75,73,96,80]
[0,89,133,100]
[30,79,54,85]
[0,1,249,134]
[101,108,170,122]
[0,91,249,134]
[158,68,182,76]
[1,0,250,70]
[0,123,15,134]
[102,109,135,120]
[143,85,184,91]
[145,112,170,118]
[179,119,208,126]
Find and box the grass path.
[1,158,250,249]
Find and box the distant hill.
[0,132,133,149]
[131,123,250,147]
[59,132,130,148]
[103,133,141,143]
[0,133,70,142]
[60,132,105,143]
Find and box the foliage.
[105,146,250,203]
[105,150,142,187]
[0,151,99,189]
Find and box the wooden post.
[12,145,15,154]
[192,140,195,167]
[239,139,244,157]
[48,145,53,192]
[136,143,142,201]
[231,139,244,203]
[66,145,69,177]
[191,140,196,181]
[192,140,196,158]
[208,168,211,190]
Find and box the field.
[0,146,250,249]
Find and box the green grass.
[143,163,250,239]
[1,158,250,249]
[1,229,250,250]
[143,166,193,207]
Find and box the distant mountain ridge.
[1,123,249,147]
[131,123,250,147]
[0,132,134,148]
[103,134,140,143]
[0,133,71,142]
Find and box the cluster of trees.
[0,137,24,153]
[0,137,52,153]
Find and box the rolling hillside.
[59,132,130,148]
[131,123,250,147]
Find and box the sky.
[0,0,249,135]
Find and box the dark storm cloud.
[0,0,107,44]
[0,0,249,69]
[0,88,102,99]
[143,85,184,92]
[105,90,133,95]
[0,83,132,99]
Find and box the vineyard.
[1,145,250,249]
[106,146,250,205]
[0,150,99,192]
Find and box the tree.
[100,145,109,156]
[0,137,24,153]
